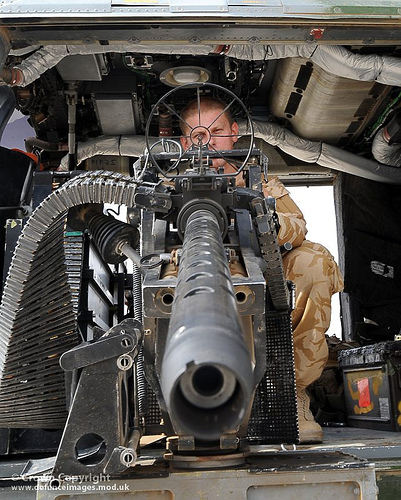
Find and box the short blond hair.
[180,96,233,134]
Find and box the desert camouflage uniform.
[264,177,344,390]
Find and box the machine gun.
[0,83,298,476]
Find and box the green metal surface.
[376,468,401,499]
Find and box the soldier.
[180,97,344,443]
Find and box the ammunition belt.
[0,170,139,427]
[251,198,289,311]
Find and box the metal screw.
[117,354,133,371]
[121,337,131,348]
[120,448,136,467]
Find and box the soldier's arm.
[263,176,307,248]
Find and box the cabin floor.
[301,426,401,459]
[293,427,401,499]
[0,426,400,499]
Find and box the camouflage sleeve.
[263,176,307,248]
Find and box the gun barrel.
[161,209,253,441]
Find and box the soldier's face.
[180,107,239,170]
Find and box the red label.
[357,378,371,408]
[309,28,325,40]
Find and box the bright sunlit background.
[290,185,342,339]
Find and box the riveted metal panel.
[32,451,377,500]
[0,0,111,14]
[169,0,228,13]
[0,1,401,19]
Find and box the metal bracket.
[53,318,143,476]
[134,184,172,213]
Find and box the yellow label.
[372,373,384,396]
[354,402,374,415]
[346,370,385,415]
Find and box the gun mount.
[0,83,297,476]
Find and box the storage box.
[338,341,401,431]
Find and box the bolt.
[117,354,133,371]
[121,337,131,348]
[120,448,136,466]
